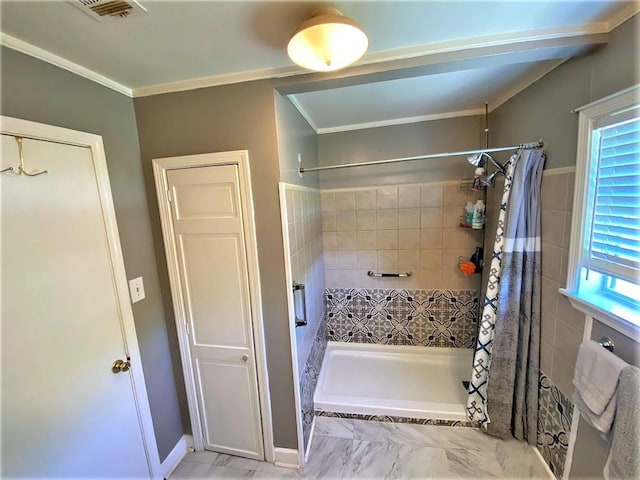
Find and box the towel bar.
[599,337,615,353]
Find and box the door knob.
[112,359,131,373]
[241,355,249,362]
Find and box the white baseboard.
[273,447,299,469]
[533,445,556,480]
[160,435,193,478]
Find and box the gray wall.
[317,115,485,188]
[275,92,319,187]
[489,15,639,479]
[134,79,299,448]
[0,47,184,462]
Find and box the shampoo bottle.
[464,201,474,225]
[472,199,485,229]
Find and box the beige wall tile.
[288,222,296,252]
[541,276,560,316]
[358,269,379,288]
[323,250,339,270]
[443,184,468,207]
[566,173,575,212]
[420,249,443,270]
[398,186,421,208]
[285,189,294,222]
[335,211,356,231]
[561,211,573,249]
[399,208,421,229]
[399,250,420,271]
[557,295,586,332]
[421,184,444,207]
[377,187,398,209]
[417,269,443,289]
[443,228,469,249]
[334,191,355,211]
[324,269,341,288]
[540,341,554,375]
[420,207,444,228]
[399,229,420,250]
[377,230,399,250]
[357,231,377,250]
[321,212,336,232]
[378,250,399,270]
[356,189,376,210]
[552,354,576,398]
[357,250,378,270]
[420,229,443,249]
[541,308,557,347]
[377,209,399,230]
[336,231,357,250]
[541,173,568,212]
[294,220,304,250]
[321,191,335,213]
[541,210,566,246]
[554,318,583,367]
[337,250,358,270]
[444,205,465,228]
[356,210,376,230]
[541,243,564,283]
[322,231,337,251]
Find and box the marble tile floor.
[170,417,551,479]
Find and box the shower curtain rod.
[298,141,543,174]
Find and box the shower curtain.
[466,147,545,444]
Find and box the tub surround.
[326,288,479,348]
[300,321,328,454]
[321,182,484,291]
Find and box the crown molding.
[133,24,610,97]
[0,32,132,97]
[315,109,484,135]
[606,2,640,31]
[286,95,319,133]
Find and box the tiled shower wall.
[281,184,327,453]
[320,182,484,290]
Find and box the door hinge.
[167,189,172,203]
[185,323,191,336]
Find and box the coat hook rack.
[15,136,47,177]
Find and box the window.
[562,86,640,340]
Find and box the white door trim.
[0,115,161,477]
[152,150,274,462]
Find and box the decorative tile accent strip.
[325,288,479,347]
[537,371,574,479]
[300,321,328,453]
[315,410,479,428]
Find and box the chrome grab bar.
[367,271,413,278]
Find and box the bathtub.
[314,342,473,421]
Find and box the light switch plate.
[128,276,145,303]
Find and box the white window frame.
[561,84,640,341]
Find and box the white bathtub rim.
[324,341,474,357]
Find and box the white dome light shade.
[287,8,368,72]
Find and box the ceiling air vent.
[70,0,147,23]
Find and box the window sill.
[559,288,640,342]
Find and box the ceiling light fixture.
[287,8,368,72]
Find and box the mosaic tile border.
[315,410,479,428]
[536,371,574,479]
[325,288,479,347]
[300,321,328,453]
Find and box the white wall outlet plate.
[128,276,145,303]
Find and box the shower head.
[467,152,485,167]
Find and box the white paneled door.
[1,132,153,477]
[165,164,264,459]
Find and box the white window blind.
[586,117,640,284]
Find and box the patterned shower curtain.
[466,147,545,444]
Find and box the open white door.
[0,118,158,478]
[153,151,273,462]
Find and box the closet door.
[1,135,151,477]
[165,164,264,460]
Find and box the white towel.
[573,340,628,433]
[604,365,640,480]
